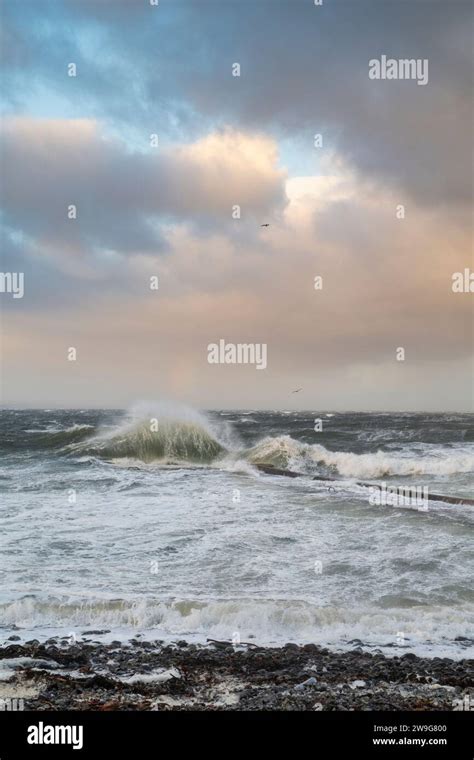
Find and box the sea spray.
[245,435,474,478]
[1,408,473,659]
[76,401,230,463]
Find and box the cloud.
[1,0,471,409]
[2,162,471,408]
[0,117,287,267]
[2,0,472,206]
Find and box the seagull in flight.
[292,388,302,394]
[261,223,270,227]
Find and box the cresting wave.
[245,436,474,478]
[18,405,473,477]
[84,419,225,464]
[1,596,472,658]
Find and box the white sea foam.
[0,597,472,659]
[2,407,473,663]
[246,435,474,478]
[0,657,60,681]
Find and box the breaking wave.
[76,403,228,464]
[246,435,474,478]
[85,419,225,464]
[2,595,472,658]
[15,404,473,477]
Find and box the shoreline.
[1,638,472,711]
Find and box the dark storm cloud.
[2,0,472,206]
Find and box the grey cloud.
[0,119,287,258]
[3,0,471,206]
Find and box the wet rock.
[294,677,318,690]
[0,638,468,712]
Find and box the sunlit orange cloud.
[1,138,472,410]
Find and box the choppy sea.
[1,404,473,660]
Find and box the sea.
[1,404,473,660]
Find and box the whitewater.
[0,405,473,659]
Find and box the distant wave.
[26,424,94,435]
[19,424,96,449]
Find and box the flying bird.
[261,223,270,227]
[292,388,302,394]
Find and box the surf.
[53,405,474,479]
[86,419,224,464]
[75,402,228,464]
[245,435,474,478]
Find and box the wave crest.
[246,435,474,478]
[85,419,225,464]
[22,424,96,449]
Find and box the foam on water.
[245,435,474,478]
[1,406,473,657]
[1,595,473,659]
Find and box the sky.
[0,0,472,411]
